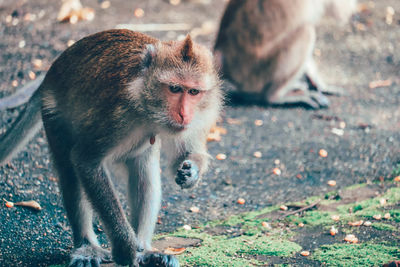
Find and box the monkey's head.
[136,35,222,134]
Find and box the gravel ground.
[0,0,399,266]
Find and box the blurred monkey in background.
[214,0,357,109]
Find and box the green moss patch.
[312,242,400,266]
[177,234,301,267]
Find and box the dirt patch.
[204,224,244,237]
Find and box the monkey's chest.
[109,130,156,160]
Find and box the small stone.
[189,206,200,213]
[254,120,263,126]
[183,225,191,230]
[253,151,262,158]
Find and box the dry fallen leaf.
[57,0,95,23]
[348,220,364,226]
[272,168,281,175]
[300,251,310,257]
[373,214,382,220]
[319,149,328,158]
[169,0,181,5]
[28,71,36,80]
[254,120,263,126]
[5,201,14,208]
[164,247,186,255]
[363,221,372,226]
[330,226,338,236]
[207,125,227,142]
[32,59,43,69]
[226,118,241,125]
[327,180,336,187]
[344,234,358,243]
[369,79,392,89]
[261,221,271,229]
[279,205,288,211]
[14,200,42,211]
[216,153,227,160]
[134,8,145,18]
[237,198,245,205]
[331,215,340,221]
[100,1,110,9]
[394,176,400,182]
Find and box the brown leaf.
[14,200,42,211]
[368,79,392,89]
[164,247,186,255]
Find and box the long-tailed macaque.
[214,0,357,109]
[0,29,222,267]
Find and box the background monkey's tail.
[0,90,42,166]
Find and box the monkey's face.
[161,82,205,131]
[139,35,222,134]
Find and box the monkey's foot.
[69,244,112,267]
[137,253,179,267]
[175,160,199,189]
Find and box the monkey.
[0,29,222,267]
[214,0,357,109]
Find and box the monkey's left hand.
[175,160,199,189]
[137,253,179,267]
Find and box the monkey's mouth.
[166,121,187,132]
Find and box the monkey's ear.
[181,35,194,62]
[142,44,157,68]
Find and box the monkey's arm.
[0,74,44,110]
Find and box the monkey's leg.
[266,25,329,109]
[45,127,111,267]
[305,58,345,96]
[126,142,179,267]
[70,145,140,266]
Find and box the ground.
[0,0,399,266]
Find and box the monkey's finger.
[321,85,347,96]
[310,91,329,108]
[181,160,192,169]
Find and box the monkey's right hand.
[175,160,199,189]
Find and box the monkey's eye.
[188,88,200,96]
[169,85,183,94]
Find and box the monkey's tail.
[0,90,42,166]
[0,74,44,110]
